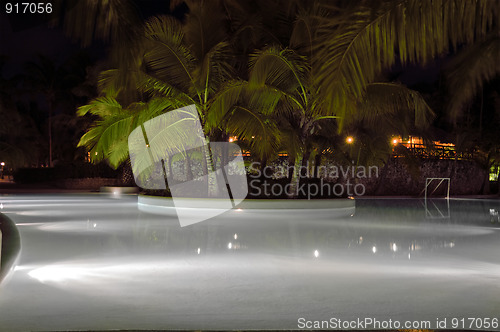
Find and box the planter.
[137,194,356,224]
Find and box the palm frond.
[195,41,235,100]
[289,2,329,57]
[97,68,142,103]
[315,0,499,124]
[226,106,281,160]
[353,82,435,133]
[77,109,135,167]
[206,80,248,129]
[129,106,205,175]
[277,123,305,160]
[243,84,284,117]
[77,97,181,169]
[103,120,135,168]
[183,1,229,62]
[249,46,309,99]
[446,34,500,120]
[135,98,193,126]
[207,79,285,130]
[77,96,122,117]
[143,15,199,99]
[136,72,196,105]
[55,0,141,48]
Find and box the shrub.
[13,162,120,184]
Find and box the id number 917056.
[5,2,52,14]
[451,317,498,329]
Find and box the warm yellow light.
[0,162,4,166]
[392,138,398,145]
[346,136,354,144]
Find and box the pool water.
[0,195,499,331]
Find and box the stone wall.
[361,158,486,196]
[57,178,122,190]
[255,158,487,197]
[151,156,489,197]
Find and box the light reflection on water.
[0,195,499,330]
[1,196,499,271]
[1,196,498,262]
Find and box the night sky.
[1,0,439,84]
[0,0,185,76]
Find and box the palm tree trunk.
[374,162,389,195]
[480,172,490,195]
[168,156,174,180]
[314,152,321,178]
[300,150,311,178]
[48,99,53,167]
[203,139,218,197]
[496,167,500,196]
[287,156,295,179]
[287,153,303,198]
[160,159,169,187]
[200,145,210,196]
[121,158,134,186]
[259,157,267,183]
[479,155,492,195]
[479,90,483,137]
[479,164,491,195]
[184,152,193,181]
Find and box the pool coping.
[138,194,355,210]
[137,195,356,220]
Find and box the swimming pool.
[0,195,499,331]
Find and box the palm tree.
[208,2,435,196]
[77,97,183,167]
[76,0,498,197]
[447,77,500,194]
[0,56,44,168]
[78,3,237,191]
[139,6,233,121]
[23,54,88,167]
[315,0,499,126]
[443,29,500,194]
[0,102,42,169]
[445,34,500,121]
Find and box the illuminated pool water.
[0,195,499,331]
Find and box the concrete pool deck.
[0,194,499,331]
